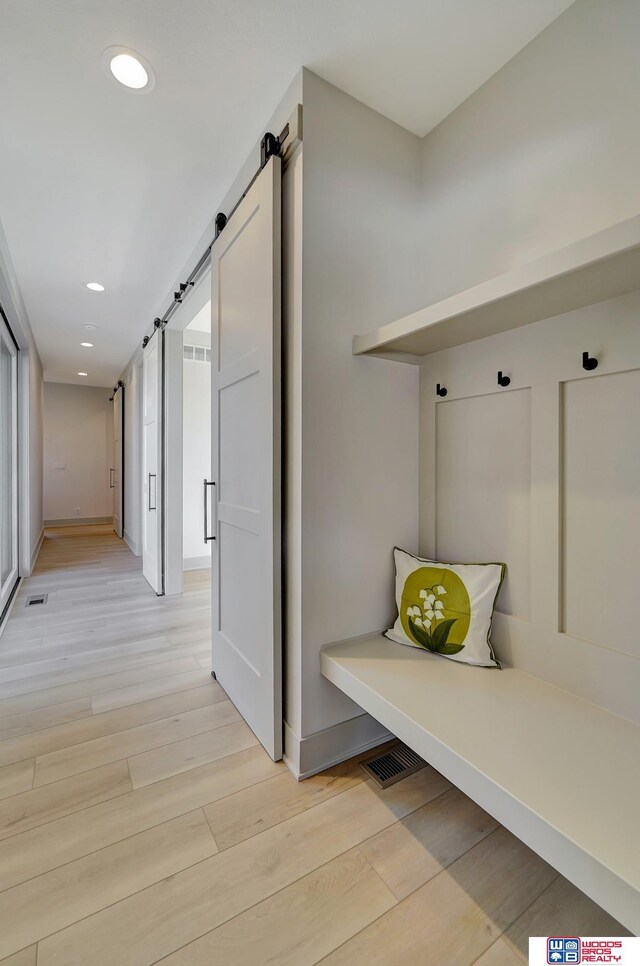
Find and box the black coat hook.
[582,351,598,371]
[436,383,447,397]
[497,371,511,387]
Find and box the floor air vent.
[26,594,48,607]
[360,743,425,789]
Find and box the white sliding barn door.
[112,385,124,539]
[211,155,282,760]
[142,332,163,594]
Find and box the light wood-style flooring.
[0,525,628,965]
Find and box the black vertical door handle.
[148,473,157,511]
[204,479,216,542]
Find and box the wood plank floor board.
[320,827,558,966]
[1,611,210,653]
[0,697,92,741]
[0,626,177,664]
[34,697,241,786]
[91,667,214,713]
[36,769,450,966]
[474,875,633,965]
[0,947,37,966]
[0,810,218,961]
[0,746,284,893]
[0,631,188,676]
[359,785,499,901]
[128,719,259,788]
[203,753,374,851]
[0,645,207,702]
[161,848,397,966]
[0,759,34,802]
[0,527,626,964]
[0,759,131,839]
[0,656,200,720]
[0,682,226,770]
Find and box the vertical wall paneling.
[434,389,531,619]
[418,291,640,725]
[562,369,640,658]
[530,383,561,635]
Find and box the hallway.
[0,528,627,964]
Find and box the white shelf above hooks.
[353,214,640,363]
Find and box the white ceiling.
[0,0,575,386]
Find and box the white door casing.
[142,331,163,594]
[112,385,124,539]
[0,313,18,616]
[211,155,282,760]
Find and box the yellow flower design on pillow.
[400,566,471,654]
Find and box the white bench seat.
[321,634,640,934]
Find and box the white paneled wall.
[419,289,640,725]
[435,389,531,619]
[562,369,640,657]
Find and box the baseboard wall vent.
[360,742,425,789]
[26,593,48,607]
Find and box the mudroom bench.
[321,634,640,935]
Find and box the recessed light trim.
[78,372,88,377]
[86,282,104,292]
[102,46,156,93]
[80,342,94,348]
[84,323,98,331]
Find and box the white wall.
[43,382,113,523]
[419,0,640,304]
[183,327,211,568]
[410,0,640,728]
[284,71,423,774]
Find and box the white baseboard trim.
[30,528,44,573]
[284,713,392,781]
[44,517,112,527]
[183,555,211,571]
[124,529,140,557]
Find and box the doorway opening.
[182,300,212,574]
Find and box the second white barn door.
[142,331,163,595]
[210,155,282,760]
[112,384,124,539]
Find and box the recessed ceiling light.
[80,342,94,348]
[86,282,104,292]
[84,323,98,331]
[78,372,88,377]
[102,46,156,93]
[111,53,147,89]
